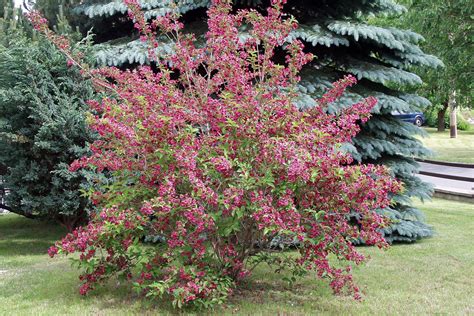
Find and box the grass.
[419,127,474,163]
[1,198,473,315]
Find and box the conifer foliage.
[31,0,400,308]
[66,0,440,242]
[0,13,97,229]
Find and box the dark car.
[392,111,425,127]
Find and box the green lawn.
[419,127,474,163]
[1,199,473,315]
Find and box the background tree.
[34,0,85,30]
[0,11,100,229]
[38,0,441,242]
[389,0,473,134]
[0,0,13,18]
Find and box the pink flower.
[210,157,233,177]
[31,0,399,307]
[47,246,58,258]
[79,283,90,295]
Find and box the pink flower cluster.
[33,0,400,308]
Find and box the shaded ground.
[420,127,474,163]
[0,199,473,315]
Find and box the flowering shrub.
[31,0,400,309]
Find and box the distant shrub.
[424,106,471,130]
[424,107,439,127]
[457,115,471,131]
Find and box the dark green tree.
[45,0,440,242]
[0,0,13,17]
[34,0,85,31]
[0,11,99,229]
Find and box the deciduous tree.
[392,0,473,135]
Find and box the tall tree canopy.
[393,0,473,132]
[401,0,473,107]
[37,0,441,242]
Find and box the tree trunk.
[449,90,457,138]
[0,203,11,212]
[0,203,38,219]
[56,210,88,232]
[437,101,448,132]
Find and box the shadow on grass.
[0,240,59,257]
[0,214,67,238]
[69,271,310,314]
[83,278,179,314]
[0,214,67,257]
[227,269,330,308]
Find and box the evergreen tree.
[34,0,84,30]
[0,0,13,18]
[57,0,439,242]
[0,11,99,229]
